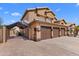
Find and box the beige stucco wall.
[23,11,37,23]
[29,27,34,40]
[35,16,45,21]
[29,22,41,41]
[29,22,37,40]
[28,11,37,23]
[37,9,49,15]
[35,25,41,41]
[46,12,55,18]
[52,18,57,23]
[22,12,29,22]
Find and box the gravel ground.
[0,36,79,56]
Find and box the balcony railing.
[35,17,52,23]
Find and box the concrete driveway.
[0,36,79,56]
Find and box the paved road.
[0,36,79,56]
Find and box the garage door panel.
[53,27,60,37]
[41,26,51,40]
[61,28,65,36]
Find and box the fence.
[0,28,3,43]
[0,26,7,43]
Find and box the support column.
[65,28,67,36]
[35,25,41,41]
[59,28,61,37]
[28,27,32,40]
[51,27,54,38]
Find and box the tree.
[75,26,79,30]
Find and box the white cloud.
[55,8,61,12]
[0,7,3,10]
[11,12,21,16]
[74,18,78,21]
[11,20,16,23]
[76,3,79,7]
[4,11,9,14]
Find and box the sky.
[0,3,79,25]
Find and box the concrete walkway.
[0,36,79,56]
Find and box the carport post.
[36,25,41,41]
[65,28,67,36]
[3,26,6,43]
[59,28,61,36]
[51,27,54,38]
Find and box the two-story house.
[20,7,68,41]
[6,7,76,41]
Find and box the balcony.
[35,17,52,23]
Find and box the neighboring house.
[75,26,79,37]
[6,7,76,41]
[66,23,76,36]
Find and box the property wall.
[0,26,7,43]
[0,28,3,43]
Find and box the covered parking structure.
[6,22,28,40]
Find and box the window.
[46,18,51,23]
[61,23,63,24]
[36,17,45,22]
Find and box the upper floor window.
[61,23,63,24]
[22,20,29,24]
[35,17,45,22]
[46,18,52,23]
